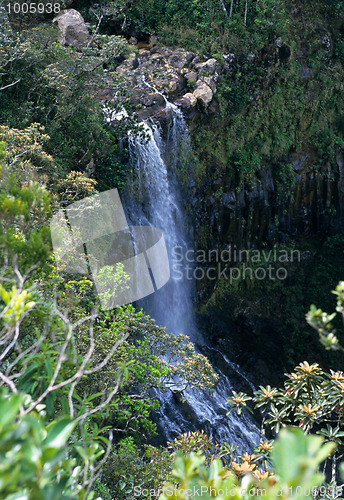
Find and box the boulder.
[150,53,165,62]
[169,49,196,69]
[53,9,90,48]
[175,93,197,110]
[138,48,150,57]
[203,76,217,93]
[167,74,184,94]
[194,58,218,75]
[141,92,165,107]
[116,53,138,74]
[155,47,173,58]
[185,71,197,83]
[193,82,213,108]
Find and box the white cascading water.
[126,118,194,335]
[124,98,260,454]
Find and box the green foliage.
[96,263,130,308]
[53,170,98,209]
[335,35,344,64]
[0,127,219,496]
[2,2,344,497]
[0,123,55,175]
[102,437,173,499]
[95,153,131,192]
[224,276,344,478]
[0,23,132,187]
[227,360,344,433]
[0,284,36,326]
[124,0,289,55]
[270,428,335,493]
[226,391,252,415]
[75,305,218,439]
[307,281,344,351]
[226,355,344,483]
[159,428,334,500]
[0,389,83,499]
[168,430,225,466]
[184,0,344,189]
[0,136,52,273]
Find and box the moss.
[190,35,343,189]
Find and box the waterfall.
[124,100,260,454]
[126,107,195,336]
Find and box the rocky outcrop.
[51,9,221,121]
[53,9,90,48]
[114,44,221,124]
[169,49,196,68]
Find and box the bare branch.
[0,323,20,362]
[0,371,18,393]
[0,78,21,91]
[22,307,129,415]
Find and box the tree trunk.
[219,0,228,19]
[229,0,234,18]
[244,0,248,25]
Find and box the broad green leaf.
[44,418,76,449]
[0,392,22,429]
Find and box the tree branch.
[0,78,21,91]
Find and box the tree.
[0,19,135,176]
[0,389,90,500]
[0,130,219,496]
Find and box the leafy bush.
[0,389,82,499]
[160,428,334,500]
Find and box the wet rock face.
[193,147,344,258]
[53,9,90,48]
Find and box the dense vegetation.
[1,0,344,498]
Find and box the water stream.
[123,98,260,454]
